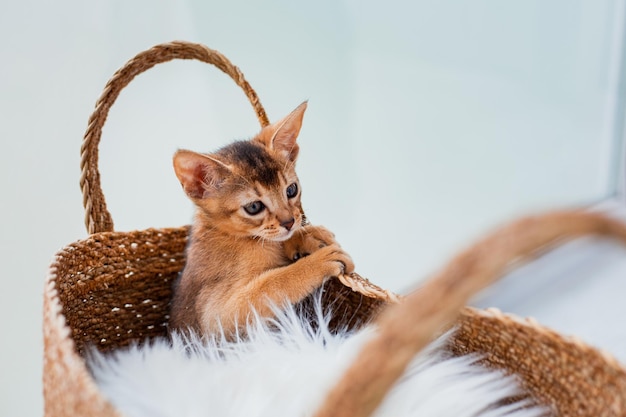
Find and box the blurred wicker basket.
[44,41,626,417]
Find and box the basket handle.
[80,41,269,234]
[314,209,626,417]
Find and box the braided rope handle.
[80,41,269,234]
[314,210,626,417]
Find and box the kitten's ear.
[256,101,307,162]
[173,150,231,199]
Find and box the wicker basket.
[44,41,626,417]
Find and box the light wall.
[1,1,624,415]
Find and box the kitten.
[169,102,354,337]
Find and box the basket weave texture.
[44,41,626,417]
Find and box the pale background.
[2,1,626,415]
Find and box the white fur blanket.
[88,295,546,417]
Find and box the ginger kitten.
[169,102,354,336]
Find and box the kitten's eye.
[286,183,298,199]
[243,201,265,215]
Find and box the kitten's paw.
[310,243,355,277]
[284,225,337,261]
[303,225,336,245]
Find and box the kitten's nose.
[280,217,295,231]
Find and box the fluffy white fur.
[88,293,546,417]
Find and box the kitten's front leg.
[227,243,355,325]
[207,235,355,337]
[262,241,355,295]
[283,225,338,261]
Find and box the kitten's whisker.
[283,157,297,172]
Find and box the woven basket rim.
[50,225,626,373]
[44,250,122,417]
[461,305,625,369]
